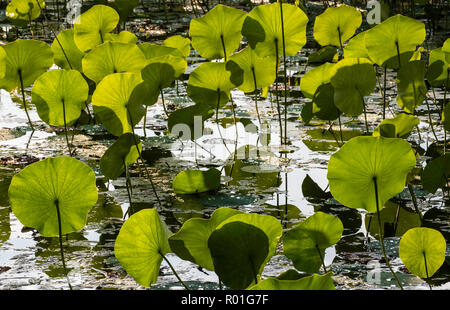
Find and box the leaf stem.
[54,199,73,290]
[159,251,190,290]
[373,176,404,289]
[316,244,328,273]
[423,252,433,290]
[18,69,34,132]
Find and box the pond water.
[0,0,449,291]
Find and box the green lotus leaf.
[302,174,332,201]
[226,46,277,93]
[373,113,420,139]
[443,38,450,62]
[73,4,120,52]
[396,60,427,114]
[138,42,184,59]
[399,227,446,279]
[365,201,422,239]
[8,157,98,237]
[31,69,89,127]
[308,46,338,64]
[327,136,416,213]
[168,104,214,141]
[283,211,343,273]
[114,208,172,287]
[52,29,85,72]
[100,133,142,180]
[104,30,138,44]
[242,3,308,58]
[343,31,371,61]
[364,14,426,68]
[216,213,282,273]
[189,4,246,60]
[172,168,221,194]
[330,58,376,116]
[313,83,340,121]
[249,272,335,290]
[0,47,6,80]
[163,35,191,58]
[97,0,139,23]
[444,103,450,132]
[422,154,450,194]
[208,221,268,289]
[313,4,362,48]
[187,62,235,109]
[82,41,147,84]
[300,62,335,99]
[169,207,243,271]
[6,0,44,22]
[0,39,53,92]
[92,72,146,137]
[426,48,450,88]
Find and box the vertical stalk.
[373,177,404,289]
[160,88,169,118]
[160,251,190,290]
[279,1,288,145]
[274,39,283,145]
[62,99,72,156]
[423,252,433,290]
[251,67,262,125]
[123,160,134,217]
[54,199,73,290]
[383,67,387,120]
[316,244,327,273]
[18,69,34,132]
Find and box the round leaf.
[372,113,420,139]
[422,154,450,194]
[8,157,98,237]
[92,72,146,137]
[189,4,246,60]
[32,69,89,127]
[73,4,120,52]
[114,208,172,287]
[0,39,53,92]
[242,3,308,58]
[327,136,416,213]
[100,133,142,180]
[138,43,184,59]
[172,168,221,194]
[300,62,335,99]
[313,4,362,47]
[249,272,335,290]
[399,227,446,279]
[396,60,427,114]
[163,35,191,58]
[364,14,426,68]
[82,41,147,84]
[283,211,343,273]
[52,29,85,71]
[426,48,450,88]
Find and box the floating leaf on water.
[172,168,221,195]
[114,208,171,287]
[313,4,362,48]
[8,157,98,237]
[327,136,416,213]
[249,272,335,290]
[399,227,446,279]
[283,211,343,273]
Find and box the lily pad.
[249,272,335,290]
[82,41,147,84]
[0,39,53,92]
[172,168,221,194]
[138,43,184,59]
[73,4,120,52]
[168,104,214,141]
[241,3,308,58]
[114,208,172,287]
[327,136,416,213]
[92,72,146,137]
[100,133,142,180]
[283,211,343,273]
[169,207,243,271]
[313,4,362,48]
[399,227,446,279]
[31,69,89,127]
[8,157,98,237]
[189,4,246,60]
